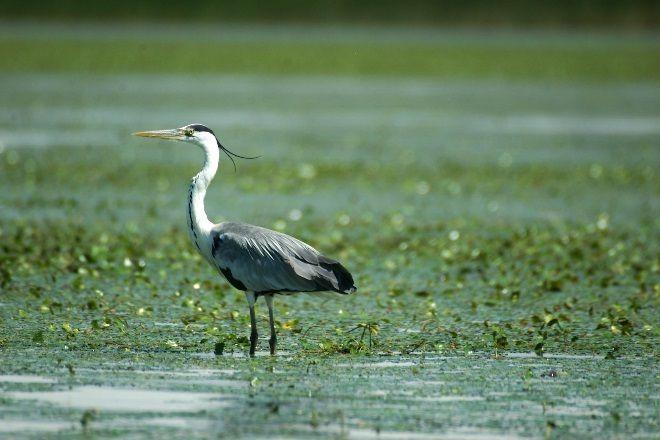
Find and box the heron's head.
[133,123,259,170]
[133,123,216,146]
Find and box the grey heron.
[133,124,356,356]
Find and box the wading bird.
[133,124,356,356]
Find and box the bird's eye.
[185,129,194,137]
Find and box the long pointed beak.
[132,128,184,140]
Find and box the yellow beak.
[132,128,184,140]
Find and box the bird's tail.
[319,259,356,294]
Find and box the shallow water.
[1,72,657,228]
[0,420,75,434]
[8,386,230,412]
[0,375,56,384]
[0,353,655,438]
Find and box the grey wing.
[210,222,356,295]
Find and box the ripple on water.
[191,350,291,359]
[7,386,231,412]
[0,420,73,433]
[287,424,523,440]
[0,375,56,384]
[504,352,605,360]
[0,416,218,434]
[335,360,417,368]
[61,367,246,388]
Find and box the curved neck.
[188,135,219,242]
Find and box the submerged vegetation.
[1,210,656,357]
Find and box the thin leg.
[265,294,277,356]
[246,291,258,357]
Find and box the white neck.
[188,133,219,250]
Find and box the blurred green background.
[1,0,659,27]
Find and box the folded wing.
[211,222,356,295]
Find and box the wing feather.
[211,222,356,294]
